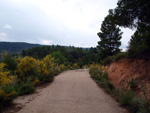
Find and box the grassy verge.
[89,64,150,113]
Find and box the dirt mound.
[108,59,150,99]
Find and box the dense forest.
[22,45,99,67]
[0,42,41,54]
[0,42,99,66]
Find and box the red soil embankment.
[107,59,150,99]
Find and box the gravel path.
[3,69,129,113]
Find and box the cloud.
[40,39,52,45]
[0,0,133,48]
[4,24,12,29]
[121,28,135,48]
[8,0,118,35]
[0,37,8,41]
[121,47,128,52]
[0,32,8,41]
[0,32,7,37]
[66,35,72,39]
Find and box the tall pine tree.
[113,0,150,58]
[128,22,150,58]
[114,0,150,28]
[97,10,123,60]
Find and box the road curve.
[4,69,129,113]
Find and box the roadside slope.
[108,59,150,99]
[4,69,128,113]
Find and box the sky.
[0,0,135,49]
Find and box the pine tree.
[114,0,150,28]
[128,23,150,58]
[97,10,123,60]
[113,0,150,58]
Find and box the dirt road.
[4,69,128,113]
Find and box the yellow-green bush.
[16,56,38,82]
[89,64,102,80]
[59,64,66,72]
[0,63,16,111]
[73,63,79,69]
[52,64,67,76]
[16,55,55,83]
[0,63,14,86]
[40,55,55,82]
[0,54,70,112]
[36,60,49,82]
[89,64,114,94]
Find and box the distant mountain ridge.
[0,42,42,54]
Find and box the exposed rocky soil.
[108,59,150,99]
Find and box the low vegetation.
[89,64,115,95]
[89,64,150,113]
[0,54,79,112]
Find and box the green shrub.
[127,78,136,90]
[102,56,114,65]
[89,64,102,79]
[16,82,35,95]
[2,85,17,97]
[102,52,127,65]
[100,71,109,80]
[89,65,114,95]
[130,97,150,113]
[42,74,54,83]
[113,52,127,61]
[0,88,16,111]
[118,90,135,107]
[53,66,61,75]
[97,71,114,94]
[2,55,17,72]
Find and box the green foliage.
[22,45,99,65]
[114,0,150,28]
[127,78,136,90]
[118,90,150,113]
[113,52,127,61]
[128,23,150,58]
[102,56,114,66]
[118,90,135,107]
[16,56,38,82]
[102,52,127,65]
[0,46,83,112]
[0,63,14,86]
[16,55,55,84]
[0,88,16,111]
[0,62,16,111]
[15,82,35,96]
[97,10,122,60]
[89,64,114,94]
[100,71,109,80]
[97,71,114,94]
[0,42,41,55]
[113,0,150,58]
[130,97,150,113]
[2,55,17,72]
[2,85,16,96]
[51,51,67,65]
[89,64,102,80]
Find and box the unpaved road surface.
[4,69,129,113]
